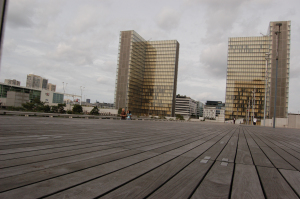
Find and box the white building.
[175,95,198,119]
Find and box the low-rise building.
[4,79,21,86]
[0,82,64,107]
[175,95,198,119]
[203,101,225,122]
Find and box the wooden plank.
[0,147,126,178]
[191,162,234,199]
[279,169,300,196]
[0,145,110,168]
[231,164,264,199]
[257,166,299,199]
[0,149,142,192]
[235,130,253,165]
[216,131,238,162]
[39,137,215,199]
[0,151,162,198]
[251,133,300,170]
[148,160,213,199]
[244,131,273,167]
[100,156,195,199]
[198,129,235,161]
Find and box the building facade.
[47,83,56,92]
[225,21,291,124]
[175,95,198,119]
[203,101,225,122]
[26,74,48,90]
[0,83,63,106]
[114,30,179,116]
[4,79,21,86]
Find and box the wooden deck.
[0,116,299,199]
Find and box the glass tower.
[115,30,179,117]
[225,21,291,124]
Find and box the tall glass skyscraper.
[115,30,179,116]
[225,21,291,124]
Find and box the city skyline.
[0,0,299,113]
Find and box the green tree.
[118,108,122,114]
[58,103,66,113]
[43,105,51,113]
[90,106,99,115]
[72,104,83,114]
[51,106,58,113]
[176,114,184,120]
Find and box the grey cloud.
[155,8,181,31]
[6,0,37,28]
[46,42,94,65]
[3,39,17,54]
[200,43,227,78]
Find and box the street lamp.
[264,53,270,126]
[80,86,85,105]
[273,23,282,128]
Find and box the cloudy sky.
[1,0,299,113]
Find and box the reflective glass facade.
[225,21,291,123]
[114,30,179,116]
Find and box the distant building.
[197,101,204,117]
[4,79,21,86]
[114,30,180,117]
[26,74,48,90]
[0,83,64,106]
[203,101,225,122]
[175,95,198,119]
[47,83,56,92]
[225,21,291,124]
[86,99,91,103]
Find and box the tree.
[176,114,184,120]
[72,104,83,114]
[58,103,66,113]
[90,106,99,115]
[118,108,122,114]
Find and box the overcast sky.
[1,0,299,113]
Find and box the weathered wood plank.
[191,162,234,199]
[148,160,213,199]
[244,131,273,167]
[231,164,264,199]
[257,166,299,199]
[279,169,300,196]
[216,130,238,162]
[100,156,195,199]
[235,130,253,165]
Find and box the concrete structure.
[4,79,21,86]
[175,95,198,119]
[0,83,64,106]
[40,90,64,105]
[225,21,291,125]
[26,74,48,90]
[47,83,56,92]
[86,99,91,103]
[114,30,179,117]
[262,114,300,129]
[6,91,29,107]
